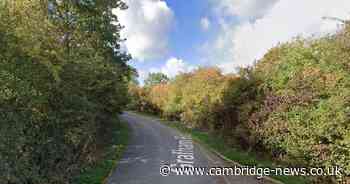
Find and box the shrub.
[249,34,350,181]
[0,1,132,183]
[129,23,350,183]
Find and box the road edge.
[102,118,131,184]
[129,111,284,184]
[195,140,284,184]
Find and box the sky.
[114,0,350,83]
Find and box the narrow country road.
[107,112,271,184]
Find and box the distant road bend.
[107,112,271,184]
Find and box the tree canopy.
[0,0,132,183]
[144,72,169,87]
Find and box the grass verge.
[73,117,129,184]
[133,111,311,184]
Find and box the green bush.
[129,23,350,183]
[0,0,132,183]
[249,31,350,182]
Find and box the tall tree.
[0,0,133,183]
[144,72,169,87]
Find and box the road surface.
[107,112,272,184]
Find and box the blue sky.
[115,0,350,83]
[127,0,218,80]
[166,0,217,62]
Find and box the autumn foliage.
[0,1,132,183]
[129,23,350,183]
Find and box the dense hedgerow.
[248,26,350,183]
[0,1,132,183]
[130,68,236,130]
[130,23,350,183]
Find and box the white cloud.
[114,0,174,61]
[161,57,196,78]
[200,17,211,31]
[213,0,278,20]
[140,57,196,82]
[137,70,149,83]
[208,0,350,73]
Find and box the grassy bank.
[134,111,310,184]
[73,118,130,184]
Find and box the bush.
[133,67,234,130]
[0,1,131,183]
[249,32,350,182]
[129,23,350,183]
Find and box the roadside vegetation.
[0,1,132,183]
[137,111,309,184]
[73,119,129,184]
[128,22,350,184]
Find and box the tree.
[144,72,169,87]
[0,0,132,183]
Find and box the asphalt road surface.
[107,112,273,184]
